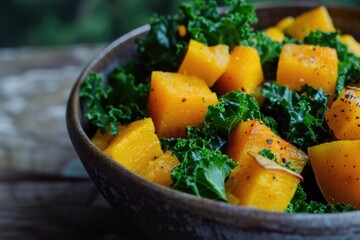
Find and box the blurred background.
[1,0,359,48]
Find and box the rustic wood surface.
[0,45,142,240]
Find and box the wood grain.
[0,181,118,240]
[0,45,142,240]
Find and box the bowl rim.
[67,2,360,232]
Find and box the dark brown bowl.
[67,3,360,240]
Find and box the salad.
[80,0,360,213]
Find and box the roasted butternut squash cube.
[178,39,230,87]
[277,44,338,94]
[264,27,285,42]
[214,46,264,95]
[340,34,360,57]
[104,118,163,174]
[139,151,180,187]
[226,152,302,211]
[287,6,335,40]
[91,129,116,151]
[308,140,360,208]
[275,16,294,32]
[148,71,218,138]
[225,120,307,211]
[226,119,308,174]
[325,87,360,140]
[177,25,187,37]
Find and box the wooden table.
[0,45,142,239]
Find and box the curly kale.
[261,82,332,150]
[80,68,148,135]
[205,90,276,137]
[170,135,237,201]
[286,185,356,213]
[180,0,257,46]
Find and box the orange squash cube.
[226,152,302,211]
[225,119,308,174]
[264,27,285,42]
[225,120,307,211]
[325,87,360,140]
[287,6,335,40]
[91,129,116,151]
[148,71,218,138]
[308,140,360,208]
[276,43,338,94]
[214,46,264,95]
[178,39,230,87]
[340,34,360,57]
[275,16,294,32]
[139,151,180,187]
[104,118,163,174]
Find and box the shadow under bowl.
[67,3,360,240]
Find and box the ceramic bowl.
[67,3,360,239]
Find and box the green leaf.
[258,149,276,161]
[182,0,257,46]
[258,148,296,172]
[80,69,148,135]
[137,14,187,73]
[261,82,331,150]
[286,185,356,213]
[108,67,148,106]
[205,91,263,137]
[336,61,360,94]
[169,119,234,201]
[171,140,237,201]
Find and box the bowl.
[67,3,360,240]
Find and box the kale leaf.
[181,0,257,46]
[107,68,149,111]
[258,149,276,161]
[79,72,112,132]
[337,61,360,95]
[258,148,296,172]
[262,82,331,150]
[171,137,236,201]
[170,123,236,201]
[304,30,360,94]
[286,185,356,213]
[205,90,277,136]
[80,68,148,135]
[205,91,263,137]
[137,14,187,73]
